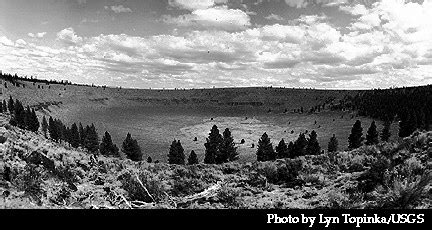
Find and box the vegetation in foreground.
[0,113,430,209]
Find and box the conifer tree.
[204,125,223,164]
[416,110,426,130]
[256,132,276,162]
[348,120,363,149]
[365,121,379,145]
[78,123,85,147]
[69,123,81,148]
[306,130,321,155]
[11,100,25,129]
[48,116,58,141]
[56,119,65,141]
[399,111,416,137]
[100,131,119,156]
[2,100,7,113]
[287,141,295,158]
[275,138,289,159]
[122,133,143,161]
[293,133,308,157]
[0,101,3,113]
[380,120,391,142]
[217,128,238,163]
[23,105,31,130]
[28,108,39,132]
[188,150,199,165]
[84,124,99,153]
[147,156,153,163]
[328,134,339,152]
[7,95,14,113]
[168,140,185,165]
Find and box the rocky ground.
[0,113,431,209]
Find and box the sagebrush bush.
[378,172,432,209]
[217,184,240,207]
[118,170,169,203]
[14,164,45,203]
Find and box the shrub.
[118,170,168,203]
[217,184,240,207]
[357,156,390,193]
[15,164,45,203]
[378,172,432,209]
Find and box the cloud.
[162,6,251,31]
[264,13,284,21]
[283,0,350,8]
[56,27,83,45]
[104,5,133,13]
[168,0,216,10]
[2,1,432,89]
[28,32,47,38]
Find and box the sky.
[0,0,432,89]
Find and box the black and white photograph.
[0,0,431,226]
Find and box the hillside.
[1,113,430,209]
[0,78,356,116]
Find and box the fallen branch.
[118,194,132,209]
[177,181,223,205]
[134,173,155,203]
[164,191,177,208]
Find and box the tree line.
[2,96,145,161]
[348,85,431,137]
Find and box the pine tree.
[188,150,199,165]
[381,120,391,142]
[256,132,276,162]
[399,111,416,137]
[217,128,238,163]
[287,141,295,158]
[11,99,26,129]
[2,100,7,113]
[78,123,85,147]
[7,95,14,113]
[0,101,3,113]
[48,116,58,141]
[293,133,308,157]
[275,138,289,159]
[56,121,65,141]
[84,124,99,153]
[306,130,321,155]
[348,120,363,149]
[41,116,48,137]
[69,123,81,148]
[416,110,426,130]
[365,121,379,145]
[99,131,119,156]
[147,156,152,163]
[23,105,31,130]
[28,109,39,132]
[122,133,143,161]
[328,134,338,152]
[168,140,185,165]
[204,125,223,164]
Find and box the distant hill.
[1,74,358,116]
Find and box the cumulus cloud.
[28,32,47,38]
[56,27,83,45]
[1,0,432,89]
[264,13,284,21]
[104,5,133,13]
[168,0,217,10]
[163,6,251,31]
